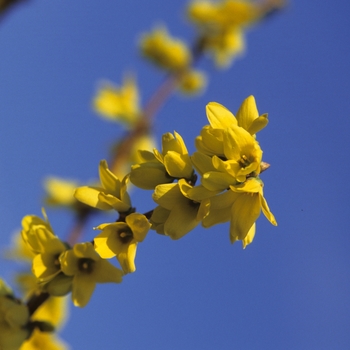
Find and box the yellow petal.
[99,160,121,194]
[74,186,112,210]
[230,193,261,243]
[72,273,96,307]
[206,102,237,128]
[125,213,151,242]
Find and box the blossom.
[93,76,140,127]
[60,242,123,307]
[74,160,132,213]
[0,279,30,350]
[177,69,207,95]
[130,131,194,189]
[187,0,260,67]
[140,26,192,71]
[43,177,78,207]
[151,179,210,239]
[211,124,263,182]
[188,0,259,29]
[20,329,68,350]
[21,212,72,296]
[153,131,194,179]
[202,177,277,246]
[94,213,151,274]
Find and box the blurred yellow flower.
[93,76,140,127]
[140,26,192,71]
[188,0,261,67]
[0,280,30,350]
[44,177,78,207]
[20,329,69,350]
[177,69,207,95]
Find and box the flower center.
[78,258,95,274]
[238,154,251,168]
[117,227,134,244]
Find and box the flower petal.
[72,273,96,307]
[74,186,112,210]
[206,102,237,128]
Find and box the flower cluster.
[187,0,261,67]
[0,280,30,350]
[139,26,206,95]
[129,95,276,245]
[20,210,123,307]
[75,160,151,274]
[1,1,285,348]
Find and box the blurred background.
[1,0,350,349]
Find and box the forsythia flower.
[192,97,276,246]
[140,26,192,71]
[43,177,78,207]
[94,213,151,274]
[177,69,207,95]
[188,0,261,67]
[60,242,123,307]
[0,279,30,350]
[74,160,132,213]
[151,179,210,239]
[93,76,140,127]
[21,211,72,296]
[130,131,194,189]
[202,177,277,246]
[20,329,69,350]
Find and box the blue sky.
[1,0,350,349]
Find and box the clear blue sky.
[1,1,350,349]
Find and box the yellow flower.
[94,213,151,274]
[195,101,237,157]
[0,280,30,350]
[204,27,245,67]
[129,152,174,190]
[188,0,258,29]
[93,76,140,127]
[21,212,72,296]
[43,177,78,207]
[188,0,260,67]
[20,329,69,350]
[60,242,123,307]
[154,131,194,180]
[177,69,207,95]
[211,124,263,182]
[202,177,277,246]
[195,100,264,184]
[130,131,194,189]
[74,160,132,213]
[151,180,210,239]
[140,26,192,71]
